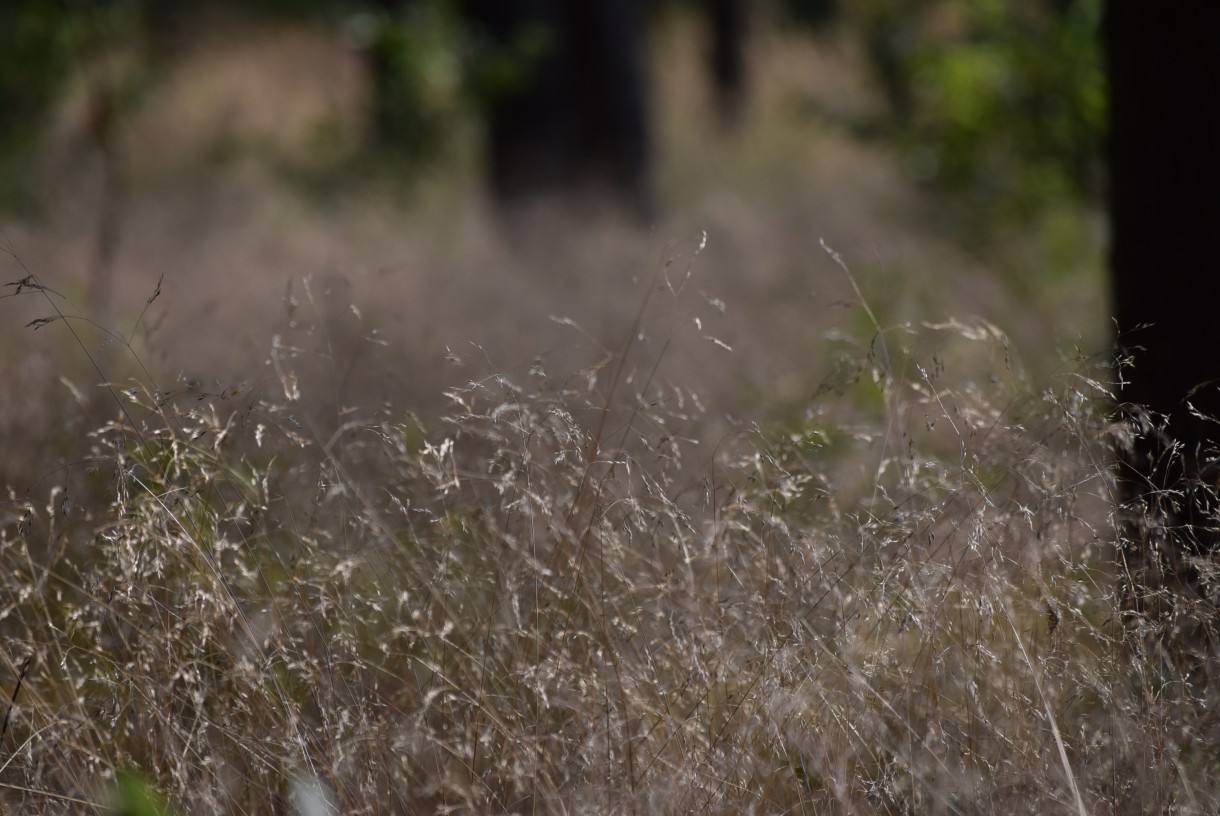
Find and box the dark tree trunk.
[707,0,746,126]
[467,0,653,220]
[1106,3,1220,648]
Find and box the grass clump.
[0,260,1216,814]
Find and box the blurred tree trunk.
[1107,3,1220,656]
[707,0,746,126]
[463,0,749,222]
[467,0,653,220]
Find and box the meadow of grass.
[3,239,1218,813]
[1,10,1211,815]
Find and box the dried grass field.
[4,12,1211,816]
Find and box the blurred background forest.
[0,0,1107,473]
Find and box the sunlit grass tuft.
[1,254,1217,815]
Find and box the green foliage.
[850,0,1105,226]
[0,1,77,210]
[0,0,501,205]
[0,0,156,212]
[0,2,79,149]
[113,769,176,816]
[350,1,471,163]
[465,19,555,104]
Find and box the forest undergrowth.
[1,241,1217,815]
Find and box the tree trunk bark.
[1106,2,1220,657]
[468,0,652,220]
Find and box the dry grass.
[2,240,1216,814]
[2,11,1202,815]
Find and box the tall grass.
[1,249,1216,814]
